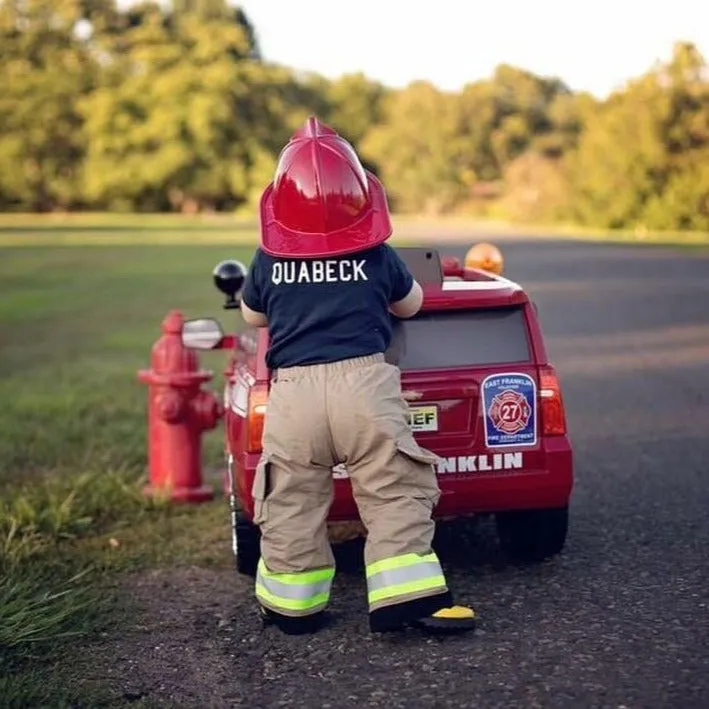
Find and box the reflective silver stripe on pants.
[256,570,332,601]
[366,560,444,593]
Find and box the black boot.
[369,591,476,635]
[408,605,476,634]
[260,605,330,635]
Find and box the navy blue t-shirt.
[241,243,414,370]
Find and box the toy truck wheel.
[495,506,569,562]
[232,512,260,577]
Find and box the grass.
[0,243,256,478]
[0,236,253,705]
[0,468,234,674]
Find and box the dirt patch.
[78,566,265,707]
[73,523,496,708]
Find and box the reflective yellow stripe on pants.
[256,559,334,616]
[366,552,448,608]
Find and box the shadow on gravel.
[333,514,517,577]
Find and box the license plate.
[408,405,438,432]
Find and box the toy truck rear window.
[386,305,531,370]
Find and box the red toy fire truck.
[180,244,574,576]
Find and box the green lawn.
[0,243,256,480]
[0,234,259,705]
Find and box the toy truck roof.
[396,246,528,310]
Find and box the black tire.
[495,506,569,563]
[233,511,261,577]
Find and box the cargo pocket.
[394,437,442,508]
[395,436,441,466]
[251,453,272,526]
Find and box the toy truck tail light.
[539,366,567,436]
[246,383,268,453]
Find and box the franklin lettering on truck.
[333,452,525,477]
[437,452,524,474]
[181,242,574,583]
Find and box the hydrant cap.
[161,310,185,335]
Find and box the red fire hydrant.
[138,310,223,503]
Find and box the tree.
[324,73,389,148]
[500,151,571,223]
[455,66,571,182]
[78,2,281,211]
[566,41,709,229]
[641,42,709,229]
[2,0,708,229]
[539,90,597,157]
[360,81,467,214]
[0,0,105,210]
[171,0,260,58]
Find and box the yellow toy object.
[464,242,504,276]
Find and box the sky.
[122,0,709,98]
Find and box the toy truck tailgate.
[385,305,543,471]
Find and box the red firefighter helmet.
[258,116,393,258]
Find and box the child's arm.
[390,281,423,318]
[242,301,268,327]
[241,250,269,328]
[386,245,423,319]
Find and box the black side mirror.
[213,260,248,310]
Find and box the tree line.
[2,0,709,230]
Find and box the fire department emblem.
[488,389,531,435]
[481,373,537,448]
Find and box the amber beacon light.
[464,242,505,276]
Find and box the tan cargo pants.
[252,353,453,626]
